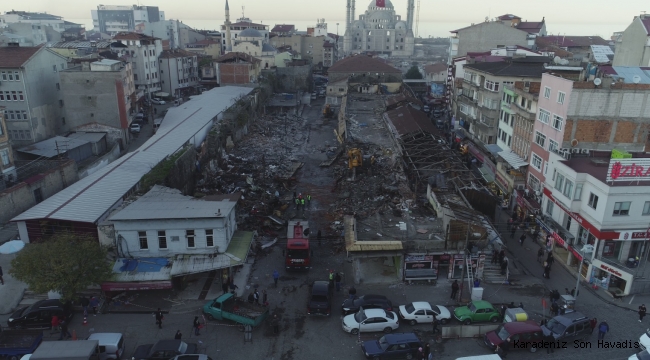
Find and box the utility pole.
[457,221,472,302]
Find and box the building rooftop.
[215,52,261,64]
[536,35,609,48]
[598,66,650,84]
[329,54,401,74]
[497,14,521,20]
[591,45,615,63]
[109,185,236,221]
[11,86,254,224]
[423,62,448,74]
[67,132,107,143]
[17,135,89,158]
[159,49,196,59]
[93,59,122,66]
[640,15,650,34]
[517,21,544,33]
[229,21,266,28]
[4,11,62,20]
[112,32,159,41]
[384,105,439,138]
[48,40,113,49]
[271,24,295,33]
[464,58,551,77]
[561,155,650,187]
[0,45,42,68]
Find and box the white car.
[342,308,399,335]
[630,349,650,360]
[640,329,650,351]
[130,123,141,133]
[398,302,451,325]
[151,98,166,105]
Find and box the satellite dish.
[633,75,641,84]
[593,78,602,86]
[553,56,561,64]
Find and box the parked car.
[484,320,543,353]
[7,299,73,329]
[307,281,333,316]
[423,105,430,113]
[132,340,198,360]
[433,109,442,118]
[398,302,451,325]
[541,311,591,342]
[130,123,141,133]
[630,350,650,360]
[87,332,125,360]
[639,328,650,350]
[342,295,393,316]
[311,93,317,100]
[342,308,399,335]
[135,112,145,121]
[151,98,166,105]
[361,332,423,360]
[453,300,499,325]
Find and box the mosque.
[343,0,415,57]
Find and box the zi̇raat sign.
[607,158,650,182]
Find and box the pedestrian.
[229,281,239,295]
[306,193,311,207]
[193,316,201,336]
[507,217,513,230]
[519,233,526,246]
[300,197,305,210]
[537,247,544,263]
[253,289,260,305]
[640,304,647,322]
[174,330,182,339]
[222,280,229,294]
[89,296,99,316]
[424,343,431,359]
[317,230,322,246]
[51,314,61,332]
[571,287,578,297]
[451,280,459,299]
[500,258,508,275]
[432,315,439,334]
[348,286,357,300]
[547,253,555,268]
[271,314,280,334]
[597,321,609,340]
[510,227,516,239]
[155,308,164,329]
[495,337,510,358]
[543,332,555,353]
[58,319,71,340]
[498,250,505,264]
[335,272,342,292]
[543,264,551,279]
[80,296,90,317]
[0,265,4,285]
[262,289,268,306]
[295,197,300,210]
[247,292,255,303]
[416,347,425,360]
[589,317,597,334]
[328,270,335,288]
[550,302,559,316]
[273,269,280,287]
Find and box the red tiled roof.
[536,35,609,48]
[271,24,295,33]
[328,55,401,74]
[113,32,159,41]
[423,63,447,74]
[215,52,261,64]
[159,49,197,59]
[0,46,43,68]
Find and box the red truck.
[285,220,312,270]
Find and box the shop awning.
[154,92,170,97]
[499,150,529,168]
[478,166,494,183]
[484,144,503,155]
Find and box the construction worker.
[300,197,305,209]
[329,270,335,288]
[306,194,311,207]
[295,197,300,210]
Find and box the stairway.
[482,258,509,284]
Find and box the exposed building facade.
[0,45,68,146]
[158,49,199,98]
[343,0,415,57]
[142,20,206,50]
[92,5,165,34]
[0,111,16,187]
[59,59,136,147]
[613,14,650,67]
[214,52,261,85]
[111,32,163,99]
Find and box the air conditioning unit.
[535,190,541,196]
[581,149,590,154]
[572,148,580,154]
[524,189,530,196]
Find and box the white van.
[455,355,502,360]
[87,333,125,360]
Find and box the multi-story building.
[158,49,199,98]
[0,23,61,46]
[0,44,68,146]
[220,16,269,54]
[0,110,16,188]
[613,13,650,67]
[458,56,549,145]
[142,20,205,50]
[271,24,295,37]
[59,59,135,147]
[541,149,650,296]
[48,40,113,61]
[270,33,337,67]
[213,52,261,85]
[92,5,165,34]
[0,11,66,32]
[231,28,277,70]
[423,63,447,83]
[111,32,163,99]
[185,39,221,59]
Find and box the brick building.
[214,52,261,85]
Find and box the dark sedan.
[341,294,393,316]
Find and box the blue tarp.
[119,258,170,273]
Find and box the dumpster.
[503,307,529,322]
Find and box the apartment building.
[112,32,163,99]
[92,5,165,34]
[0,111,15,188]
[613,14,650,67]
[158,49,199,98]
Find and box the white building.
[220,13,270,54]
[541,150,650,295]
[142,20,205,50]
[0,11,65,32]
[158,49,199,98]
[111,32,163,99]
[92,4,165,34]
[230,28,277,69]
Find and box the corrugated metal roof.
[11,86,254,224]
[67,132,107,143]
[109,185,236,221]
[17,135,89,158]
[590,45,614,64]
[610,66,650,84]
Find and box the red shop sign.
[569,247,583,262]
[599,264,623,277]
[552,232,566,248]
[517,196,526,208]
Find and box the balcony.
[459,94,477,104]
[476,114,497,129]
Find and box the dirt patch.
[294,315,306,339]
[280,348,295,360]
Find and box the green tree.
[405,66,423,79]
[10,233,114,301]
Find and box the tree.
[405,66,423,79]
[10,233,114,301]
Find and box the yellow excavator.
[323,104,334,118]
[347,148,375,180]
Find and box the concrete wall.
[275,65,312,92]
[78,143,121,179]
[613,17,650,67]
[159,52,198,96]
[456,22,529,57]
[0,159,77,224]
[167,146,198,195]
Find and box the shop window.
[602,240,620,258]
[588,193,598,209]
[613,202,630,216]
[643,201,650,215]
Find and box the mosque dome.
[239,28,262,38]
[367,0,394,10]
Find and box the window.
[158,230,168,249]
[613,202,631,216]
[534,131,546,148]
[1,71,5,80]
[531,153,542,170]
[0,149,9,165]
[7,72,13,81]
[56,83,60,90]
[22,110,27,119]
[538,109,550,124]
[0,93,3,101]
[459,103,470,115]
[546,199,554,216]
[186,230,195,248]
[552,115,563,131]
[138,231,148,250]
[18,91,23,101]
[33,188,43,203]
[557,91,565,104]
[563,179,573,199]
[548,139,559,153]
[206,229,214,247]
[555,173,565,191]
[15,71,20,81]
[53,65,57,72]
[588,193,599,209]
[528,174,540,191]
[11,91,17,101]
[643,202,650,215]
[544,86,551,98]
[485,80,500,92]
[574,183,583,201]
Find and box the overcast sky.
[6,0,644,31]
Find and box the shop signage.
[607,158,650,182]
[440,254,451,260]
[569,246,583,262]
[618,231,650,240]
[599,263,623,277]
[495,172,510,192]
[543,187,620,240]
[535,218,552,233]
[468,143,485,163]
[552,232,567,248]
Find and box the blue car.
[361,333,422,360]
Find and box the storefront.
[590,258,633,295]
[450,253,484,279]
[404,254,455,280]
